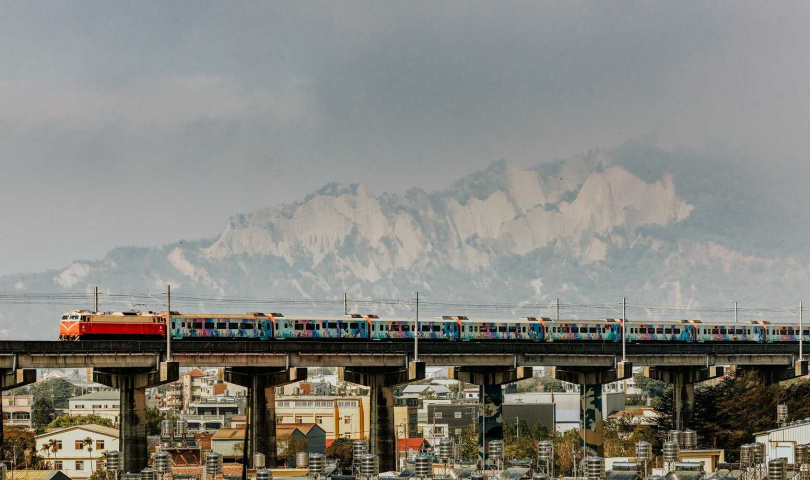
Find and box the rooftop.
[211,428,245,440]
[37,424,120,439]
[69,390,120,401]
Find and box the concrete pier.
[0,368,36,447]
[555,361,632,457]
[339,362,425,473]
[93,362,178,473]
[731,360,808,385]
[224,367,306,468]
[449,366,532,467]
[644,366,722,430]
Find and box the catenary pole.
[622,297,626,362]
[166,285,172,362]
[414,292,419,362]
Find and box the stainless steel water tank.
[768,459,787,480]
[635,441,653,462]
[663,441,680,463]
[414,454,433,477]
[353,440,369,465]
[682,430,697,450]
[532,473,550,480]
[470,473,487,480]
[437,438,454,460]
[140,467,157,480]
[777,404,789,424]
[583,456,605,479]
[308,453,324,476]
[106,451,124,472]
[0,464,7,480]
[740,444,755,466]
[537,441,554,463]
[153,452,171,473]
[254,453,266,470]
[175,420,188,440]
[753,443,765,464]
[205,452,223,475]
[668,430,682,444]
[161,420,175,442]
[358,454,379,476]
[796,445,810,465]
[296,452,309,469]
[488,440,504,460]
[255,469,272,480]
[646,475,666,480]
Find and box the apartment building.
[68,391,120,424]
[276,396,369,440]
[2,394,33,428]
[35,424,119,479]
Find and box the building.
[401,385,451,399]
[68,391,120,423]
[755,421,810,463]
[395,397,420,439]
[276,396,369,440]
[277,423,326,456]
[35,424,119,479]
[506,391,625,432]
[502,403,556,433]
[2,394,33,428]
[210,428,247,459]
[425,403,479,442]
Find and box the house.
[2,394,33,428]
[35,424,119,479]
[210,428,247,459]
[277,423,326,456]
[68,391,120,423]
[401,385,451,399]
[397,438,430,454]
[754,421,810,464]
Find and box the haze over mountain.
[2,143,809,339]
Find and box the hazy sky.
[1,1,809,276]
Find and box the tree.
[633,373,668,399]
[48,414,116,429]
[83,436,95,472]
[32,398,56,429]
[325,438,354,472]
[233,442,245,457]
[146,407,164,436]
[554,429,581,477]
[1,427,43,470]
[278,438,308,467]
[456,427,479,463]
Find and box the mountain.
[3,144,809,339]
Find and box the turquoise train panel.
[459,321,542,341]
[171,315,273,340]
[625,323,695,342]
[696,324,764,343]
[273,317,368,339]
[370,319,415,340]
[764,325,809,344]
[545,322,621,342]
[417,320,459,340]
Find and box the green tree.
[48,414,116,429]
[538,376,564,392]
[30,378,83,409]
[553,429,581,476]
[146,407,164,436]
[32,398,56,429]
[325,438,354,472]
[456,427,479,462]
[233,442,245,457]
[633,373,669,399]
[1,427,43,469]
[278,438,308,467]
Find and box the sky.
[1,1,809,276]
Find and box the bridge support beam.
[449,366,532,468]
[644,366,722,430]
[730,360,808,385]
[555,361,632,457]
[0,368,36,447]
[93,362,179,474]
[339,362,425,473]
[224,367,306,468]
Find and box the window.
[344,416,351,424]
[508,325,517,333]
[76,440,85,450]
[305,323,315,331]
[435,412,442,419]
[498,326,506,333]
[294,323,304,331]
[656,328,664,334]
[402,324,410,331]
[96,440,105,450]
[432,325,441,332]
[454,412,462,419]
[350,323,359,330]
[75,461,85,471]
[230,323,238,329]
[54,441,62,451]
[54,461,63,470]
[75,404,85,409]
[92,404,102,409]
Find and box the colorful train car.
[170,312,274,340]
[544,319,622,342]
[459,317,543,341]
[625,322,696,343]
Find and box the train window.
[638,327,646,334]
[305,324,315,331]
[217,322,226,329]
[240,323,251,329]
[230,323,238,329]
[509,326,517,333]
[402,324,410,331]
[665,328,671,334]
[674,328,680,334]
[432,325,441,332]
[194,322,203,329]
[295,324,304,331]
[391,324,400,331]
[589,327,597,334]
[522,326,526,333]
[656,328,663,334]
[421,325,430,332]
[712,328,718,334]
[350,323,359,329]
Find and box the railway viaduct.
[1,341,806,473]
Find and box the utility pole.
[734,301,738,323]
[800,301,804,361]
[94,286,98,312]
[556,298,560,321]
[622,297,627,362]
[414,292,419,362]
[344,293,348,315]
[166,285,172,362]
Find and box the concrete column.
[644,366,721,430]
[0,368,36,448]
[449,366,532,468]
[339,362,425,473]
[93,362,178,473]
[224,367,306,468]
[730,360,808,385]
[555,361,632,457]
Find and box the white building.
[754,421,810,464]
[35,424,119,479]
[68,391,120,423]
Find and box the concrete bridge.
[1,340,806,473]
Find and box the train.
[58,310,810,343]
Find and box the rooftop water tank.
[308,453,325,476]
[358,454,379,476]
[663,441,680,463]
[636,441,653,462]
[414,454,433,477]
[768,459,787,480]
[153,452,171,473]
[583,456,605,480]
